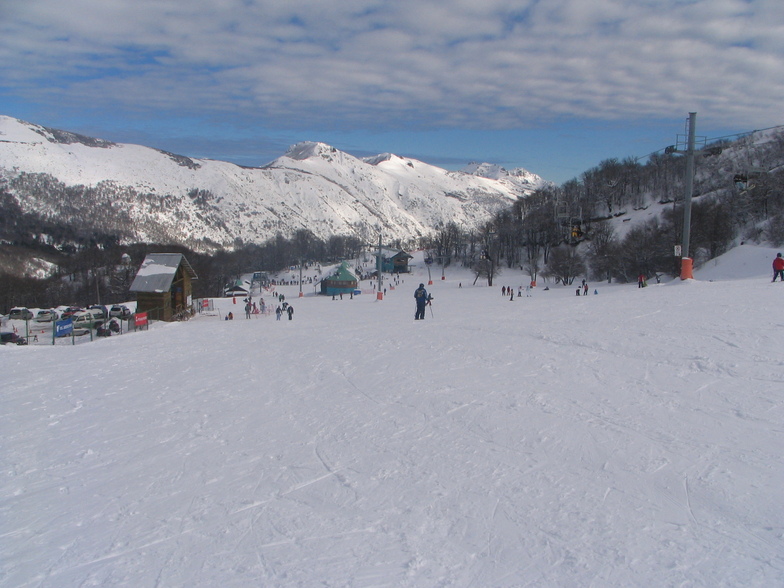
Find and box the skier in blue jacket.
[414,283,431,320]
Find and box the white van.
[72,308,105,326]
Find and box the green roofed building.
[320,262,358,296]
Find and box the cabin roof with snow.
[224,280,249,295]
[325,262,357,283]
[130,253,198,293]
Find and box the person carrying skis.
[772,252,784,282]
[414,283,431,320]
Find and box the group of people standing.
[226,292,294,320]
[501,285,533,299]
[274,293,294,320]
[275,303,294,320]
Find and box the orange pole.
[680,257,694,280]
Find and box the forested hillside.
[429,128,784,286]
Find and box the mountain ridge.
[0,116,548,251]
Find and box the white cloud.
[1,0,782,131]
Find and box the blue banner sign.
[55,318,73,337]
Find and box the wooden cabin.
[388,250,413,273]
[129,253,198,321]
[375,248,413,273]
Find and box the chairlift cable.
[635,123,784,164]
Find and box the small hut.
[129,253,198,321]
[387,250,413,273]
[375,248,413,273]
[320,262,358,296]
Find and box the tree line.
[0,230,365,313]
[423,130,784,287]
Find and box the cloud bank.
[2,0,782,133]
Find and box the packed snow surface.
[2,246,783,587]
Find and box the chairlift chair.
[733,166,766,190]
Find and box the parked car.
[61,307,83,319]
[0,332,27,345]
[34,309,59,322]
[8,308,34,321]
[72,308,105,327]
[89,305,109,319]
[109,305,132,319]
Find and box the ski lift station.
[374,248,413,273]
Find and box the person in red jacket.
[772,252,784,282]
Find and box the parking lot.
[1,303,138,346]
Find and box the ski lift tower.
[664,113,719,280]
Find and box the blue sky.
[1,0,782,184]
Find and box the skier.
[287,305,294,320]
[414,283,430,320]
[772,253,784,282]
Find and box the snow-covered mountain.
[0,116,547,250]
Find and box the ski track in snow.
[1,248,783,587]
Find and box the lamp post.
[298,259,304,297]
[376,234,384,300]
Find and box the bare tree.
[544,245,586,286]
[472,222,502,286]
[585,221,617,283]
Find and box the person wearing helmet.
[414,283,430,320]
